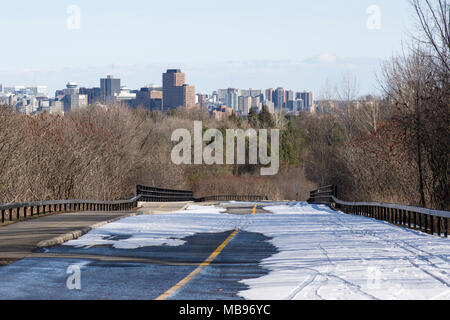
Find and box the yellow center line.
[153,203,167,213]
[252,204,258,215]
[49,221,66,228]
[155,228,240,300]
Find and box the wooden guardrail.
[0,196,141,225]
[308,185,450,237]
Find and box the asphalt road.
[1,202,449,300]
[0,202,190,265]
[0,202,275,300]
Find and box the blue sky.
[0,0,417,95]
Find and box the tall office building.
[62,82,87,111]
[162,69,195,110]
[273,87,285,111]
[238,95,252,114]
[80,87,102,105]
[100,75,121,102]
[135,86,163,111]
[286,90,294,102]
[64,82,79,96]
[227,88,239,111]
[182,84,196,109]
[265,88,273,102]
[297,91,314,110]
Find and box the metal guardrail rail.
[136,185,194,202]
[195,195,269,202]
[0,196,141,224]
[0,185,269,224]
[137,185,269,203]
[308,185,450,237]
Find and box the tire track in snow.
[332,213,450,288]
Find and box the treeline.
[0,105,316,203]
[0,75,447,209]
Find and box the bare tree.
[411,0,450,72]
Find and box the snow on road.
[64,202,450,300]
[241,203,450,300]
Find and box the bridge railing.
[137,185,269,203]
[195,195,269,202]
[0,196,141,225]
[308,185,450,237]
[0,185,269,224]
[308,185,337,204]
[136,185,194,202]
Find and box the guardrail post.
[1,209,4,223]
[436,217,441,236]
[9,208,12,221]
[445,218,448,237]
[407,211,411,228]
[413,212,417,229]
[430,215,434,235]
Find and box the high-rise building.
[135,86,163,111]
[62,82,88,111]
[80,87,102,105]
[182,84,196,109]
[64,82,79,96]
[249,89,263,98]
[273,87,285,111]
[100,75,121,102]
[286,90,294,102]
[227,88,239,111]
[251,96,262,112]
[285,90,294,111]
[28,86,48,98]
[297,91,314,111]
[238,95,252,115]
[197,94,208,108]
[162,69,195,110]
[265,88,273,102]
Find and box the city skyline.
[0,69,316,115]
[0,0,417,96]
